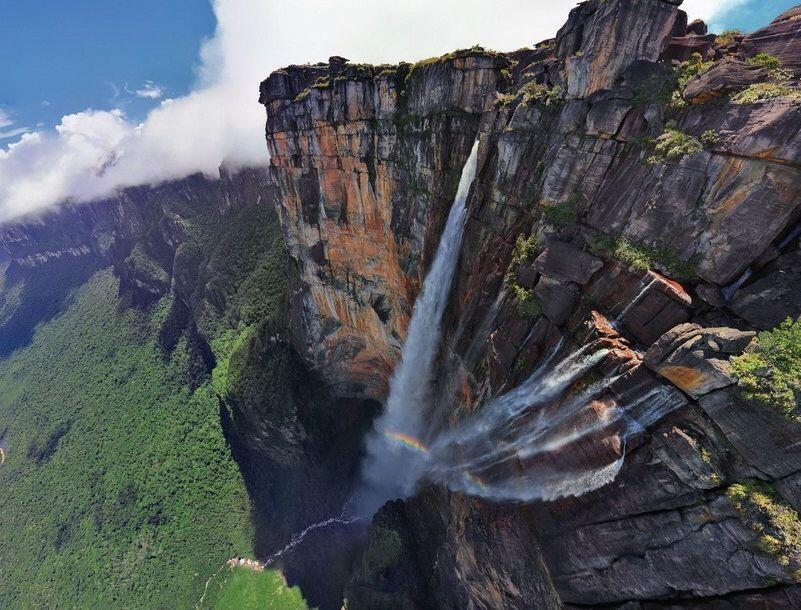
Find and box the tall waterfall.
[356,140,480,516]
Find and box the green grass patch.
[727,481,801,577]
[731,82,801,104]
[541,192,581,229]
[200,566,308,610]
[595,234,697,280]
[731,318,801,421]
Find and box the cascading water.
[612,274,656,329]
[356,139,480,515]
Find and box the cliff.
[260,0,801,607]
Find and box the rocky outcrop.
[644,323,755,398]
[257,0,801,607]
[683,58,768,104]
[741,7,801,74]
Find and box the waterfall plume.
[355,139,480,516]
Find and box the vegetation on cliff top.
[731,318,801,421]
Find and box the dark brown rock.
[533,240,603,284]
[729,249,801,330]
[699,387,801,478]
[683,58,768,105]
[535,275,580,326]
[664,34,716,63]
[644,323,755,398]
[558,0,684,98]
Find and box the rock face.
[260,52,500,399]
[261,0,801,607]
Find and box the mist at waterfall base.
[351,140,683,517]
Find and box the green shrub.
[727,481,801,574]
[498,81,562,108]
[716,30,742,46]
[677,53,714,89]
[732,82,801,104]
[595,235,697,279]
[747,53,782,70]
[364,526,403,579]
[520,82,562,106]
[510,284,542,318]
[512,234,539,265]
[648,128,703,163]
[700,129,720,147]
[731,318,801,420]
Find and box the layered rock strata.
[261,0,801,607]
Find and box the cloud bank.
[0,0,748,224]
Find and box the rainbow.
[463,471,488,490]
[385,431,430,455]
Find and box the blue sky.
[0,0,795,136]
[713,0,799,31]
[0,0,798,224]
[0,0,215,133]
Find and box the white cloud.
[0,0,749,224]
[132,81,166,99]
[0,110,30,141]
[0,128,30,140]
[0,110,13,130]
[682,0,749,30]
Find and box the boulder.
[683,58,768,105]
[644,323,755,398]
[535,275,579,326]
[533,240,604,285]
[687,19,708,36]
[729,249,801,330]
[664,34,715,63]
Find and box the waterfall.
[356,140,480,515]
[612,274,656,329]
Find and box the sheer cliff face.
[260,54,502,399]
[262,0,801,607]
